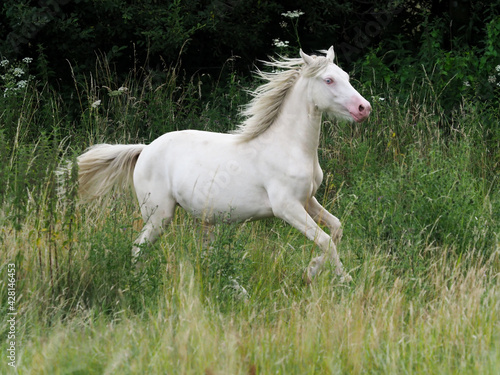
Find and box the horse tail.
[77,143,146,201]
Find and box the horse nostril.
[359,102,371,114]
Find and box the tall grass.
[0,56,499,374]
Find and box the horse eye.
[325,78,334,85]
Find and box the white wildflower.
[91,100,101,108]
[13,68,24,77]
[273,38,289,48]
[223,277,250,301]
[378,97,385,101]
[22,57,33,64]
[279,21,288,28]
[0,60,8,68]
[488,75,496,84]
[17,80,27,89]
[463,80,470,87]
[117,86,128,93]
[496,65,500,72]
[282,10,304,19]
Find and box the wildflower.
[0,60,8,67]
[117,86,128,93]
[273,39,289,48]
[463,80,470,87]
[13,68,24,77]
[91,100,101,108]
[488,75,496,84]
[22,57,33,64]
[279,21,287,28]
[281,10,304,19]
[378,97,385,101]
[496,65,500,72]
[223,277,250,301]
[17,80,27,89]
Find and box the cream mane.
[233,54,330,141]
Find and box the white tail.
[77,144,146,201]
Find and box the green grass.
[0,58,499,374]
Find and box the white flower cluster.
[281,10,304,19]
[494,65,500,87]
[273,38,290,48]
[1,57,33,97]
[464,65,500,88]
[90,86,130,109]
[276,10,304,51]
[13,68,24,77]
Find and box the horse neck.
[270,76,322,156]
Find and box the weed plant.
[0,54,499,374]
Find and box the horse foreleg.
[273,200,351,283]
[305,197,342,243]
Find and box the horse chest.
[276,159,322,200]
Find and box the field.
[1,57,499,374]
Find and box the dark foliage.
[1,1,497,74]
[1,0,500,130]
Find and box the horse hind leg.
[132,197,176,262]
[132,221,163,260]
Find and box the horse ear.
[326,46,335,62]
[300,49,315,65]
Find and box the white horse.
[77,47,371,282]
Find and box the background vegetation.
[1,0,499,373]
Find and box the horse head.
[301,46,371,123]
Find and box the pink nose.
[358,100,371,119]
[350,97,371,122]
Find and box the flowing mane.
[233,54,330,141]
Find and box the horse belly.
[174,170,273,223]
[160,133,272,222]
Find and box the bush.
[355,14,500,122]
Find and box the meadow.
[0,54,499,374]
